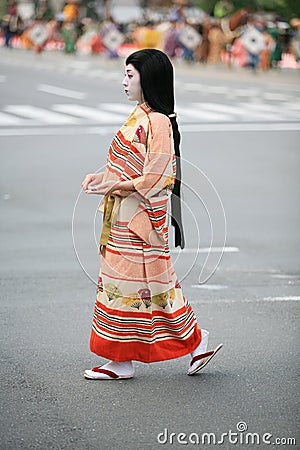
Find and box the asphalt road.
[0,48,299,450]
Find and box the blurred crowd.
[1,0,300,70]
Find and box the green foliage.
[0,0,9,20]
[194,0,300,20]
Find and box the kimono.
[90,103,202,363]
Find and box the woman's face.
[122,64,143,104]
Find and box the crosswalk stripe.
[52,104,125,123]
[0,122,299,136]
[3,105,78,124]
[171,246,239,253]
[234,88,259,97]
[37,84,86,99]
[0,111,24,125]
[194,102,277,121]
[1,102,300,127]
[177,105,230,121]
[239,102,300,119]
[180,82,206,92]
[192,102,244,117]
[205,86,230,94]
[181,122,300,132]
[100,103,132,115]
[239,102,277,112]
[263,92,290,101]
[284,102,300,112]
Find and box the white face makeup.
[122,64,143,104]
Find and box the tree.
[194,0,300,20]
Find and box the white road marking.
[183,83,230,94]
[0,126,117,136]
[171,246,239,253]
[52,104,125,122]
[0,111,25,125]
[205,86,230,94]
[262,296,300,301]
[1,100,300,130]
[195,102,277,121]
[192,102,243,118]
[240,102,300,119]
[239,102,277,112]
[1,101,299,127]
[100,103,132,114]
[180,82,205,92]
[3,105,79,124]
[233,88,260,97]
[37,83,86,100]
[283,102,300,112]
[191,284,228,290]
[264,92,292,101]
[181,122,300,132]
[1,123,299,136]
[177,105,230,122]
[190,296,300,304]
[270,274,300,279]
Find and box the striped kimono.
[90,103,202,363]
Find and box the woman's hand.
[85,180,121,195]
[82,176,135,196]
[82,172,104,191]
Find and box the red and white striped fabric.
[90,104,202,363]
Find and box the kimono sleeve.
[132,113,175,200]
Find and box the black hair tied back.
[169,114,185,249]
[126,49,185,249]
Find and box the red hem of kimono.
[89,326,202,363]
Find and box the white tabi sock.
[191,329,209,358]
[100,360,134,378]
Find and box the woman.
[82,49,222,380]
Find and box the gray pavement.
[1,47,300,87]
[0,49,299,450]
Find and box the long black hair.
[126,49,185,249]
